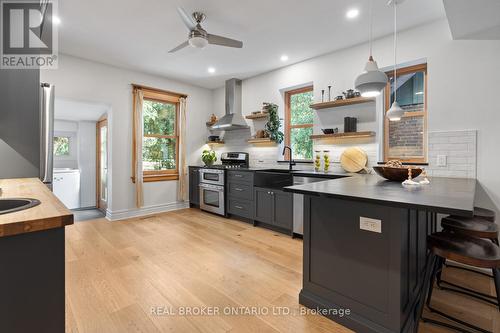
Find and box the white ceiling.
[443,0,500,40]
[55,98,108,122]
[58,0,445,89]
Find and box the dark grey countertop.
[284,174,477,217]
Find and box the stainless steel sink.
[0,198,41,215]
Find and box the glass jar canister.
[323,150,330,173]
[314,150,321,172]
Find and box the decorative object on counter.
[323,150,330,173]
[340,147,368,173]
[321,128,338,135]
[327,85,332,101]
[321,90,325,103]
[402,168,420,186]
[314,150,321,172]
[354,0,388,98]
[335,95,344,101]
[201,149,217,166]
[386,0,405,122]
[419,169,430,185]
[373,160,423,181]
[344,117,358,133]
[263,102,284,143]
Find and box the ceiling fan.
[169,7,243,53]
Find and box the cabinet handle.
[234,174,243,178]
[234,188,243,191]
[235,205,243,209]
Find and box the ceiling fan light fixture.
[189,36,208,49]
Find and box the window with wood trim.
[284,86,314,161]
[133,86,183,182]
[384,63,427,163]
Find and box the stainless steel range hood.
[210,78,249,131]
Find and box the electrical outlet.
[437,155,447,167]
[360,217,382,233]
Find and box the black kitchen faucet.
[282,145,296,171]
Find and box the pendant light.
[354,0,388,98]
[386,0,405,121]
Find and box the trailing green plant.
[263,103,284,143]
[201,149,217,166]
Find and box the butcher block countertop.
[0,178,73,237]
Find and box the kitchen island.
[0,178,73,333]
[284,175,476,333]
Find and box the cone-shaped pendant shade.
[386,101,404,121]
[355,57,388,97]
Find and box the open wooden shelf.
[310,131,376,140]
[206,141,224,145]
[245,113,269,120]
[310,97,375,110]
[247,138,275,144]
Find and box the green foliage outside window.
[290,90,314,160]
[142,99,177,171]
[54,136,70,156]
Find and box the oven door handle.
[199,183,224,191]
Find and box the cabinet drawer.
[227,182,253,200]
[228,198,254,219]
[227,171,254,184]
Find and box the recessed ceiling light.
[280,55,289,62]
[346,9,359,19]
[208,67,216,74]
[52,16,61,25]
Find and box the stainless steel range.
[199,152,249,216]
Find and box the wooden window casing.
[384,63,428,163]
[132,85,186,182]
[284,86,314,161]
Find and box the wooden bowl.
[373,166,423,181]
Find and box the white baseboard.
[105,201,190,221]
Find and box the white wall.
[77,121,97,208]
[212,19,500,213]
[42,55,212,217]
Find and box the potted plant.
[202,149,217,166]
[263,103,284,143]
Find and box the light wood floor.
[65,208,500,333]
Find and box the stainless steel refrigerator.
[0,68,54,188]
[40,83,55,189]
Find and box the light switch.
[360,217,382,233]
[437,155,447,167]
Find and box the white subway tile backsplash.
[208,129,477,179]
[426,130,476,179]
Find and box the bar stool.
[439,216,499,301]
[449,207,496,223]
[418,232,500,333]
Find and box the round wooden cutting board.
[340,147,368,173]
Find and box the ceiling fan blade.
[207,34,243,48]
[177,7,196,31]
[169,41,189,53]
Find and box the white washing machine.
[53,168,81,209]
